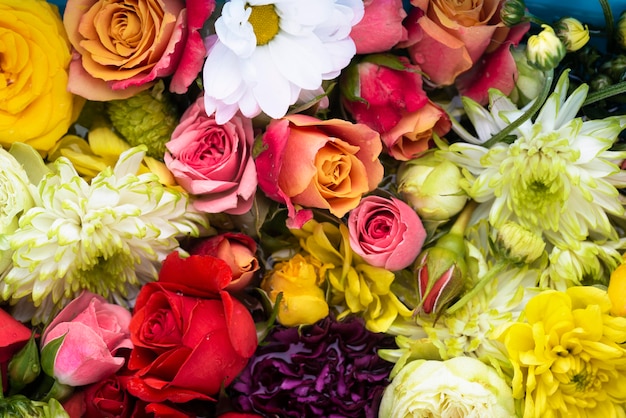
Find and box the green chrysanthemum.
[0,146,206,323]
[443,71,626,287]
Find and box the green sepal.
[40,335,65,378]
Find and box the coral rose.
[165,97,257,215]
[350,0,408,54]
[402,0,529,104]
[255,115,384,228]
[63,0,215,100]
[0,0,76,153]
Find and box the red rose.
[0,308,32,393]
[126,253,258,404]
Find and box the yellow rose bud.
[261,254,329,327]
[608,256,626,316]
[555,17,590,52]
[526,25,567,71]
[0,0,76,154]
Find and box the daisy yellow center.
[247,4,280,46]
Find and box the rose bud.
[0,308,32,393]
[190,233,260,292]
[8,334,40,393]
[40,291,133,387]
[397,155,468,222]
[508,46,548,106]
[348,195,426,271]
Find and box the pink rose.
[342,55,428,134]
[165,97,257,215]
[255,115,384,228]
[41,291,133,387]
[64,0,216,100]
[348,195,426,271]
[401,0,529,104]
[350,0,408,54]
[190,233,260,292]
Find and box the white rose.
[379,357,516,418]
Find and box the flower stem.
[598,0,615,49]
[481,69,555,148]
[446,261,507,315]
[449,200,478,237]
[583,80,626,105]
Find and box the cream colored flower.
[1,146,206,323]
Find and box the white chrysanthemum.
[445,71,626,247]
[0,146,206,323]
[203,0,363,123]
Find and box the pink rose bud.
[190,232,260,292]
[348,195,426,271]
[41,291,133,387]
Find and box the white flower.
[444,70,626,247]
[379,357,516,418]
[0,146,206,323]
[203,0,363,123]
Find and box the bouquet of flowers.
[2,0,626,416]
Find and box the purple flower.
[228,316,396,417]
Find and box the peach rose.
[383,100,451,161]
[256,115,384,228]
[64,0,215,101]
[402,0,529,104]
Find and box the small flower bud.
[591,74,613,92]
[8,333,40,393]
[397,156,468,222]
[555,17,589,52]
[500,0,527,27]
[526,25,567,71]
[509,46,547,106]
[496,221,546,264]
[601,55,626,81]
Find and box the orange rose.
[256,115,384,227]
[383,100,451,161]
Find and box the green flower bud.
[509,46,547,106]
[526,25,566,71]
[496,221,546,264]
[0,395,69,418]
[500,0,527,27]
[8,333,40,393]
[555,17,589,52]
[601,55,626,81]
[397,156,468,222]
[591,74,613,92]
[106,80,179,160]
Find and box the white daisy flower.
[203,0,363,123]
[1,146,206,323]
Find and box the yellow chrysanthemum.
[500,286,626,417]
[291,220,411,333]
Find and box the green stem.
[446,261,507,315]
[599,0,615,49]
[583,80,626,105]
[481,69,554,148]
[448,200,478,237]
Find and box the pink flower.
[165,96,257,215]
[348,195,426,271]
[350,0,408,54]
[190,233,260,292]
[64,0,216,100]
[255,115,384,228]
[41,291,133,387]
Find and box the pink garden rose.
[255,115,384,228]
[350,0,408,54]
[190,233,260,292]
[401,0,529,104]
[165,97,257,215]
[63,0,215,100]
[348,195,426,271]
[41,291,133,387]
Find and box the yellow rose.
[261,254,329,327]
[0,0,75,153]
